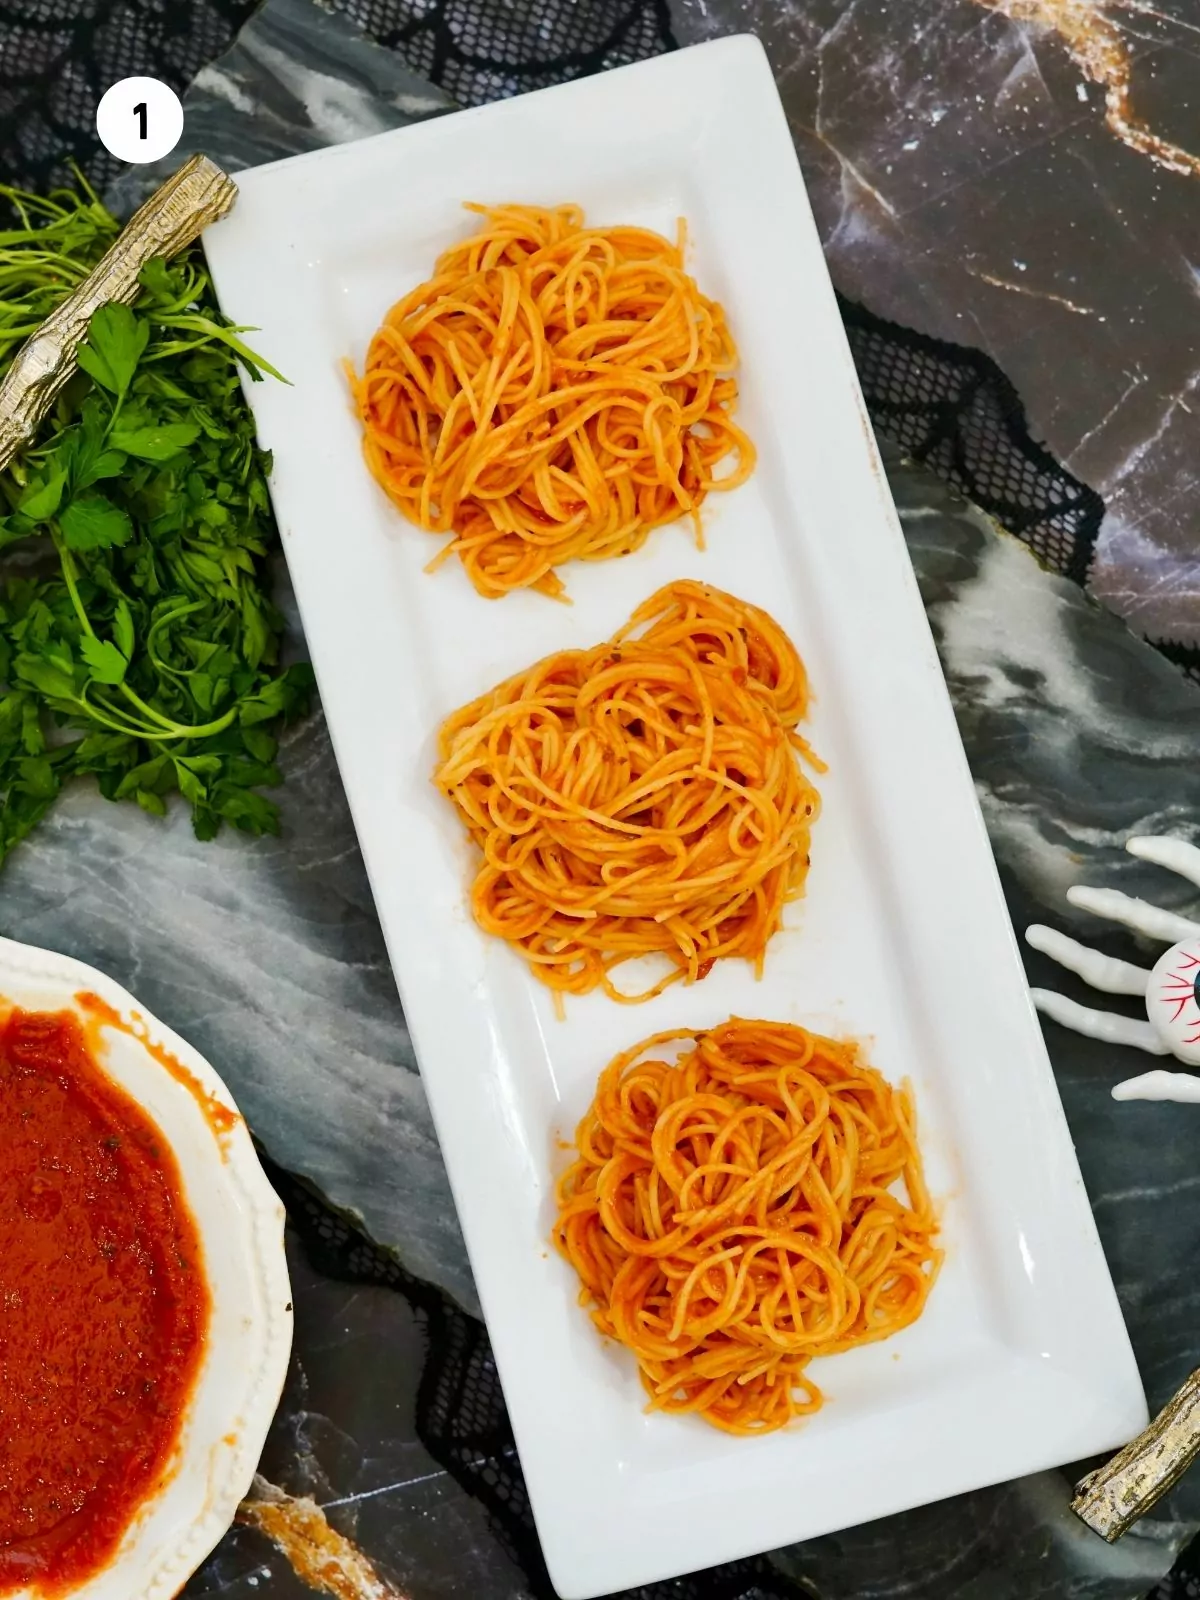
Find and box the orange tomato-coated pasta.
[553,1019,942,1435]
[433,581,821,1006]
[348,203,755,599]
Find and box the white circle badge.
[96,77,184,165]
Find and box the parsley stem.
[73,688,175,741]
[77,686,237,743]
[53,532,95,639]
[146,600,204,682]
[115,680,237,740]
[54,534,236,740]
[155,314,288,382]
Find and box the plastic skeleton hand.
[1025,836,1200,1103]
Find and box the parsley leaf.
[59,493,133,552]
[0,180,314,866]
[76,302,147,398]
[109,422,200,461]
[80,635,128,685]
[19,466,67,521]
[15,653,77,702]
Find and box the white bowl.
[0,934,293,1600]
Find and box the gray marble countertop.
[76,2,1200,1596]
[671,0,1200,651]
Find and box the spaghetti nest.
[434,581,821,1004]
[349,203,755,599]
[553,1019,942,1435]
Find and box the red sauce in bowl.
[0,1009,210,1597]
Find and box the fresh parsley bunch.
[0,178,313,863]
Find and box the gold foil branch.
[1073,1368,1200,1539]
[0,153,237,474]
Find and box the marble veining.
[182,1237,530,1597]
[672,0,1200,646]
[107,0,453,216]
[977,0,1200,179]
[239,1477,409,1598]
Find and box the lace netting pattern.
[330,0,678,104]
[0,0,257,193]
[838,300,1102,585]
[0,0,1195,1596]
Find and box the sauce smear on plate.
[0,1009,209,1596]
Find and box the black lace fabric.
[0,1,1196,1598]
[0,0,259,194]
[329,0,677,104]
[838,300,1103,586]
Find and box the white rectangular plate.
[205,37,1147,1600]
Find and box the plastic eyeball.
[1146,939,1200,1066]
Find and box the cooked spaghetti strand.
[553,1019,942,1434]
[434,582,821,1004]
[349,204,755,599]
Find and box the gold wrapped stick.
[0,153,237,474]
[1073,1368,1200,1539]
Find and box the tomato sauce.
[0,1009,210,1597]
[77,993,240,1150]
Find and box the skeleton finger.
[1025,925,1150,995]
[1066,886,1200,944]
[1113,1070,1200,1104]
[1030,987,1171,1055]
[1126,836,1200,894]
